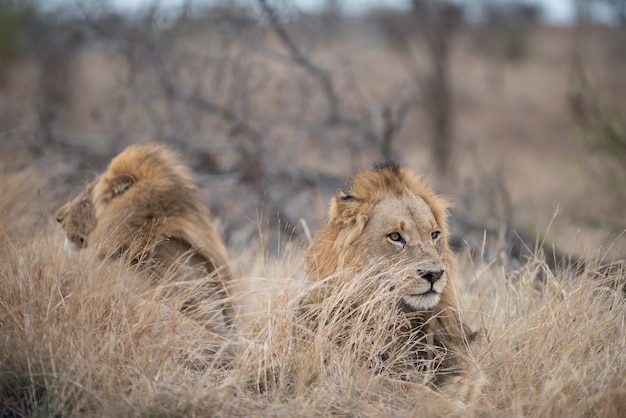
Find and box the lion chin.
[403,292,441,311]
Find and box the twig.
[380,99,413,160]
[168,85,248,134]
[257,0,415,161]
[257,0,342,125]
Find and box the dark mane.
[343,160,405,198]
[373,160,401,176]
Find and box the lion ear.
[330,189,357,221]
[109,174,136,198]
[329,189,369,244]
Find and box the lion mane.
[302,161,475,385]
[56,143,236,335]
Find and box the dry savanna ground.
[1,156,625,417]
[1,15,626,417]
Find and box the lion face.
[362,193,447,311]
[305,161,455,314]
[55,178,98,252]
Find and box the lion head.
[55,177,98,251]
[305,161,457,313]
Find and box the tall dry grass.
[1,169,625,417]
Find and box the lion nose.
[418,269,444,283]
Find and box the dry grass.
[1,169,625,417]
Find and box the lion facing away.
[301,161,477,389]
[55,144,236,338]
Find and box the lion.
[301,161,478,392]
[55,143,237,340]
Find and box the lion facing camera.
[301,161,479,392]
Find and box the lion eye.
[388,232,405,245]
[431,230,441,240]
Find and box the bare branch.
[167,84,253,138]
[257,0,342,124]
[380,99,413,160]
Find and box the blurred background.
[0,0,624,265]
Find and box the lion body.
[303,161,475,386]
[56,144,236,335]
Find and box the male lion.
[302,161,477,389]
[55,144,237,338]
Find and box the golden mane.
[90,144,230,281]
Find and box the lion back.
[88,144,235,324]
[90,144,227,268]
